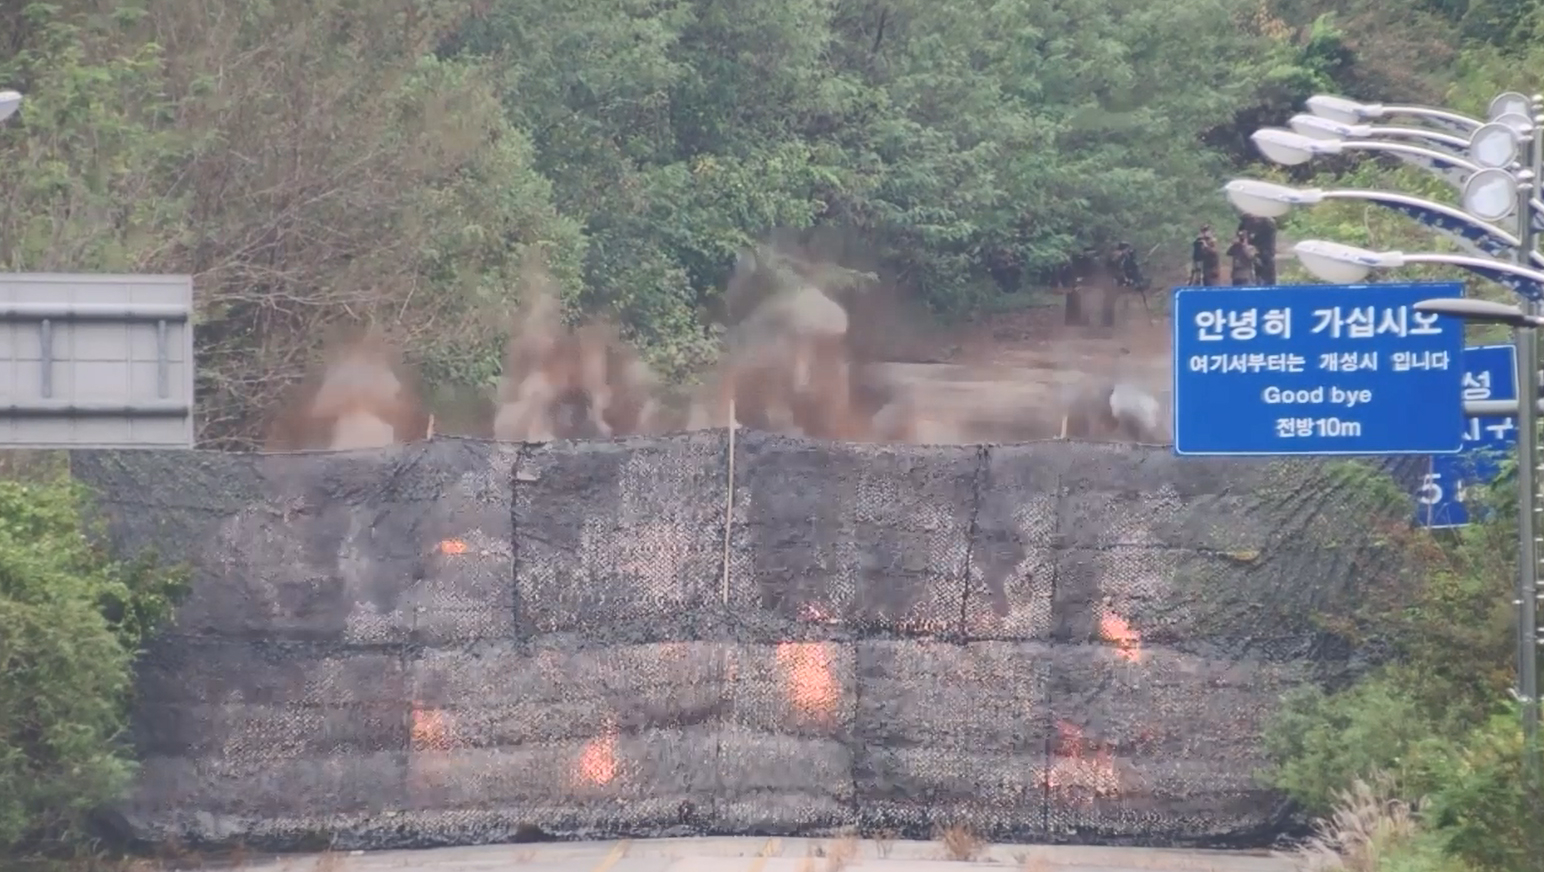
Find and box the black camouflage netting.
[69,434,1426,851]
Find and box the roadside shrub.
[1412,710,1540,872]
[0,472,187,857]
[1262,675,1446,815]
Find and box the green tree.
[0,472,187,856]
[1,0,586,447]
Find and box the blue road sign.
[1172,282,1467,456]
[1416,343,1518,528]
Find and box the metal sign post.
[1417,344,1519,527]
[1172,282,1467,457]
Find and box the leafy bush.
[1263,674,1451,815]
[1413,710,1541,872]
[0,472,187,857]
[1261,476,1539,872]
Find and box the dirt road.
[232,837,1299,872]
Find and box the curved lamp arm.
[1338,140,1479,191]
[1307,95,1486,138]
[1377,105,1485,135]
[1291,114,1474,154]
[1364,125,1475,152]
[1320,189,1544,267]
[1225,180,1525,259]
[1254,129,1481,190]
[1294,239,1544,301]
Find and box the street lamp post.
[1292,240,1544,300]
[1417,295,1543,790]
[1252,128,1481,190]
[1224,179,1543,264]
[1304,91,1536,132]
[1236,92,1544,796]
[1289,114,1474,155]
[1519,96,1543,791]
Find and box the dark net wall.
[70,434,1422,851]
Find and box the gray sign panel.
[0,273,194,448]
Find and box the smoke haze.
[262,235,1171,451]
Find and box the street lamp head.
[1471,121,1523,168]
[1490,92,1532,122]
[1293,239,1402,284]
[1461,167,1520,222]
[1306,94,1373,124]
[1492,110,1534,135]
[0,90,21,123]
[1289,113,1365,141]
[1223,179,1323,218]
[1414,296,1537,327]
[1252,128,1337,166]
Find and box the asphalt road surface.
[233,837,1301,872]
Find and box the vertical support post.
[38,318,52,399]
[1524,95,1544,795]
[721,398,736,606]
[155,319,170,399]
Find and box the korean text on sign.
[1172,284,1466,457]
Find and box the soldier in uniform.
[1238,215,1277,286]
[1191,225,1220,286]
[1111,242,1144,288]
[1226,228,1257,286]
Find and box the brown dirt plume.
[491,257,661,441]
[262,328,432,451]
[261,231,1172,449]
[684,234,1171,445]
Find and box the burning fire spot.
[410,704,454,751]
[439,539,468,555]
[576,728,618,786]
[1098,606,1142,662]
[776,642,840,718]
[1046,719,1120,799]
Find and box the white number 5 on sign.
[1416,473,1442,506]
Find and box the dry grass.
[822,834,859,871]
[1016,847,1054,872]
[1284,776,1420,871]
[310,848,348,872]
[934,823,987,861]
[871,830,897,859]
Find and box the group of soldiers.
[1056,213,1277,299]
[1191,216,1277,286]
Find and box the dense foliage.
[0,459,187,857]
[0,0,1372,447]
[1259,491,1542,871]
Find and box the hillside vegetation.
[0,0,1469,448]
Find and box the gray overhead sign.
[0,273,194,449]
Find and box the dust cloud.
[261,236,1170,451]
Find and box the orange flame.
[776,642,840,718]
[577,730,618,785]
[439,539,468,555]
[411,704,453,751]
[1098,608,1142,662]
[1046,720,1120,799]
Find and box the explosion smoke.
[263,330,432,451]
[490,258,661,442]
[263,235,1171,450]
